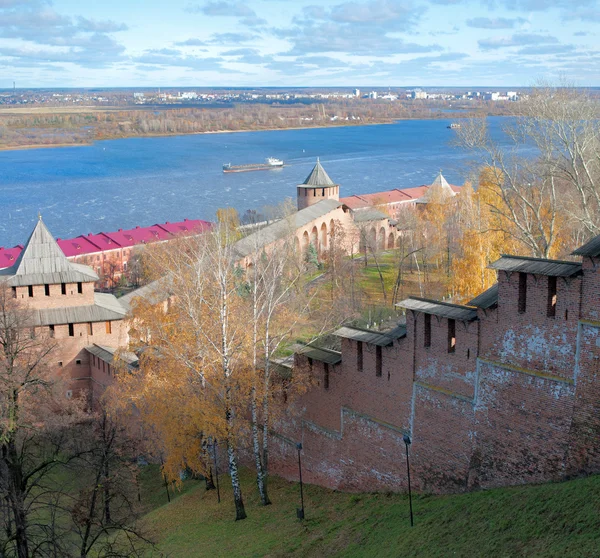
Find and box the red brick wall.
[473,360,575,488]
[271,257,600,495]
[48,319,127,400]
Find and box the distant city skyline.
[0,0,598,88]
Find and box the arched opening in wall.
[302,231,310,253]
[379,227,386,250]
[369,227,377,252]
[311,226,318,249]
[388,232,395,249]
[320,223,328,252]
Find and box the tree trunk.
[261,389,270,501]
[226,435,246,521]
[251,388,270,506]
[103,461,111,524]
[205,467,216,491]
[4,441,29,558]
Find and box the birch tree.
[243,223,315,507]
[117,227,249,521]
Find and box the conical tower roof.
[301,159,337,187]
[430,171,452,192]
[0,216,98,286]
[416,171,455,204]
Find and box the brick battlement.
[271,252,600,494]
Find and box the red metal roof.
[155,218,212,236]
[57,236,105,257]
[0,245,24,268]
[0,218,212,268]
[341,184,461,210]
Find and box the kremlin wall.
[3,160,599,495]
[270,249,600,493]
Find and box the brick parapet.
[272,252,600,494]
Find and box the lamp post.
[403,434,414,527]
[212,439,221,504]
[296,442,305,520]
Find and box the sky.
[0,0,598,88]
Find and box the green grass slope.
[141,468,600,557]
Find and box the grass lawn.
[140,467,600,557]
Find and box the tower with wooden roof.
[0,216,128,400]
[297,158,340,210]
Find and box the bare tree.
[0,282,70,558]
[457,84,600,258]
[70,409,154,558]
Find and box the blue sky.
[0,0,598,87]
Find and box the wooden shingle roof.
[0,217,98,286]
[300,159,337,187]
[297,345,342,365]
[397,297,478,321]
[468,284,499,309]
[572,234,600,258]
[489,255,582,277]
[334,324,406,346]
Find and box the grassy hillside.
[140,467,600,557]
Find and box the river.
[0,117,508,247]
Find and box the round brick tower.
[297,158,340,211]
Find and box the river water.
[0,117,509,247]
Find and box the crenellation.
[270,244,600,494]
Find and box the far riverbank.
[0,100,496,152]
[0,116,469,153]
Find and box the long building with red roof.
[0,218,212,287]
[340,171,461,219]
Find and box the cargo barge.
[223,157,284,173]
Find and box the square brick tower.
[0,216,128,400]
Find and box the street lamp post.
[403,434,414,527]
[296,442,305,520]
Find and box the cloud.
[188,0,255,17]
[222,47,271,64]
[0,1,127,68]
[76,17,128,33]
[276,0,437,56]
[466,17,526,29]
[516,44,576,55]
[563,7,600,22]
[208,32,260,44]
[145,48,182,56]
[175,38,208,46]
[133,50,238,73]
[327,0,419,24]
[497,0,596,10]
[0,35,125,68]
[478,33,559,50]
[297,0,423,28]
